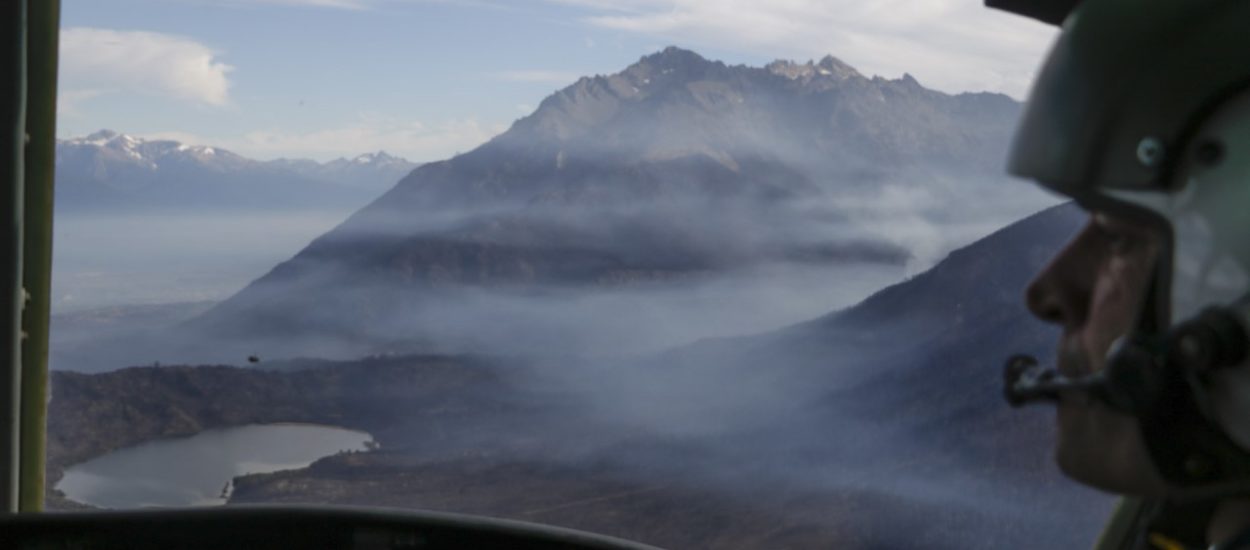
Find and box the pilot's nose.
[1026,221,1096,328]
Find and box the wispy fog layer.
[49,178,1059,372]
[812,174,1061,274]
[50,203,1106,548]
[51,260,908,371]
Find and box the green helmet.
[995,0,1250,496]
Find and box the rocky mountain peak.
[630,46,715,75]
[766,55,864,81]
[816,55,861,79]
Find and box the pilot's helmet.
[1003,0,1250,493]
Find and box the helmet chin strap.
[1004,296,1250,497]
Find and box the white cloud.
[60,28,234,107]
[491,70,584,85]
[144,117,508,162]
[549,0,1058,98]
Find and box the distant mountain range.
[55,130,418,212]
[158,46,1053,363]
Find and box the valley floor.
[46,354,1110,549]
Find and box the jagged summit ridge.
[629,47,861,79]
[620,46,883,85]
[507,46,1018,174]
[622,46,865,84]
[766,54,863,81]
[631,46,717,72]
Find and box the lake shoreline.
[56,423,374,509]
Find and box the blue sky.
[59,0,1056,162]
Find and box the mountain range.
[55,130,417,212]
[136,46,1055,366]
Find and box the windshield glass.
[46,1,1104,547]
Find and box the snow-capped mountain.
[55,130,418,212]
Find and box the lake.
[57,424,373,508]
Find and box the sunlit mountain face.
[67,46,1049,367]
